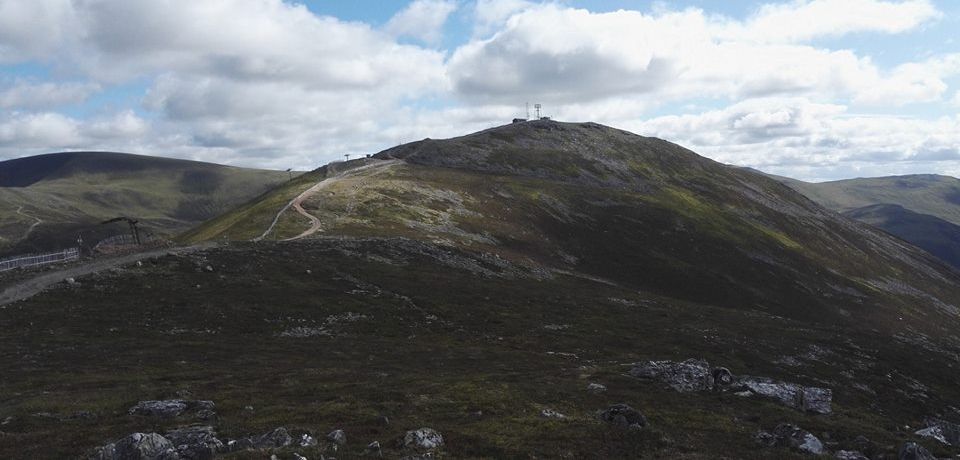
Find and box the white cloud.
[632,97,960,181]
[385,0,458,45]
[448,4,953,106]
[473,0,534,36]
[0,0,76,63]
[0,80,99,110]
[720,0,941,43]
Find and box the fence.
[0,247,80,272]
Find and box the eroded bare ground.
[1,238,959,458]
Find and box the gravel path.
[0,244,212,307]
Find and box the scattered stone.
[293,453,307,460]
[404,428,444,450]
[243,406,254,411]
[165,425,222,459]
[203,265,214,273]
[93,432,178,460]
[586,383,607,393]
[756,424,824,455]
[898,441,936,460]
[65,277,77,285]
[299,433,317,447]
[835,450,869,460]
[128,400,215,418]
[377,415,390,426]
[305,269,312,275]
[327,429,347,445]
[0,416,12,425]
[136,261,143,267]
[540,408,566,419]
[598,404,646,430]
[365,440,383,457]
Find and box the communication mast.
[534,103,542,119]
[526,102,530,120]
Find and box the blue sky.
[0,0,958,181]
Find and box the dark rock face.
[128,400,215,419]
[165,426,222,460]
[598,404,647,430]
[756,424,824,455]
[898,441,936,460]
[93,432,179,460]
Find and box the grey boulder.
[165,426,222,460]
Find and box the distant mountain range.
[0,151,290,255]
[774,173,960,269]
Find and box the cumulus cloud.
[0,80,99,110]
[385,0,458,45]
[0,0,956,180]
[633,97,960,181]
[448,3,952,106]
[720,0,941,43]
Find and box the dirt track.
[255,159,399,242]
[0,244,211,307]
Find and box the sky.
[1,0,959,181]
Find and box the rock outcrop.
[598,404,646,430]
[915,418,960,446]
[898,441,936,460]
[92,432,179,460]
[128,400,215,419]
[630,358,832,414]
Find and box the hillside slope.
[3,121,960,458]
[0,151,290,255]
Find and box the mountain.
[4,121,960,458]
[0,151,290,255]
[843,203,960,269]
[775,174,960,269]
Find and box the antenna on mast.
[534,103,542,119]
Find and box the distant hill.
[843,203,960,268]
[0,151,290,255]
[772,174,960,269]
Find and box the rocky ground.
[0,238,958,458]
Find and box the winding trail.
[0,244,213,307]
[15,206,43,239]
[254,159,399,242]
